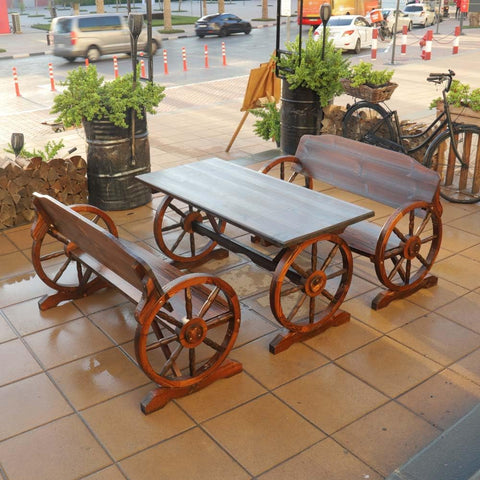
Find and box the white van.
[51,13,161,62]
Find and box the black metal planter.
[280,80,323,155]
[84,114,152,211]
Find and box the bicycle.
[342,70,480,204]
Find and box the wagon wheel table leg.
[135,274,242,414]
[269,234,353,354]
[31,205,118,310]
[154,195,228,267]
[372,201,442,310]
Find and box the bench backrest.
[32,193,163,297]
[295,135,440,209]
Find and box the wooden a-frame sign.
[226,58,281,152]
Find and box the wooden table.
[137,158,374,353]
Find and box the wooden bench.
[260,134,443,310]
[30,193,242,414]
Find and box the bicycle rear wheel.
[423,124,480,203]
[342,101,397,147]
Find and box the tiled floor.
[1,165,480,479]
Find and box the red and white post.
[401,25,407,55]
[204,44,209,68]
[371,28,378,60]
[221,42,227,66]
[139,52,146,78]
[424,29,433,60]
[85,58,89,68]
[163,49,169,75]
[453,25,460,54]
[182,47,187,71]
[12,67,20,97]
[113,55,119,78]
[48,63,55,91]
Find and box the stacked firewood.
[0,156,87,230]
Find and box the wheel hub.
[183,211,203,233]
[403,236,421,260]
[304,270,327,297]
[179,317,208,348]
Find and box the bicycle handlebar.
[426,69,455,91]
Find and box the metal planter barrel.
[84,113,152,211]
[280,80,323,155]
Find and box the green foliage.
[347,61,394,87]
[51,65,165,128]
[429,80,480,112]
[4,139,65,161]
[249,102,281,142]
[275,31,350,108]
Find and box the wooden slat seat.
[30,193,242,414]
[260,134,443,310]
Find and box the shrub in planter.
[249,101,281,144]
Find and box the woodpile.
[0,156,87,230]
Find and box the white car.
[314,15,372,54]
[370,9,413,32]
[403,3,437,26]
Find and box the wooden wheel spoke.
[415,253,430,268]
[202,336,225,352]
[91,214,101,224]
[287,171,298,183]
[184,287,193,319]
[420,234,436,245]
[321,243,339,271]
[205,312,232,330]
[170,230,187,253]
[169,203,186,218]
[189,232,196,256]
[405,259,411,283]
[198,287,220,318]
[281,283,304,297]
[384,245,404,259]
[206,213,222,233]
[155,310,184,330]
[189,348,196,376]
[159,343,183,377]
[287,293,308,322]
[162,221,183,233]
[311,242,318,272]
[308,296,316,323]
[388,256,406,281]
[326,267,347,280]
[39,249,67,262]
[52,257,73,283]
[290,261,310,279]
[414,211,432,236]
[145,331,178,351]
[321,288,335,302]
[408,210,415,236]
[393,227,408,243]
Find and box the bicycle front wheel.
[423,124,480,203]
[342,101,397,146]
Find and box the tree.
[202,0,207,16]
[262,0,268,20]
[218,0,225,14]
[96,0,105,14]
[163,0,172,31]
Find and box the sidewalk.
[1,6,480,480]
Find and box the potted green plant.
[275,31,350,154]
[430,79,480,127]
[249,101,281,145]
[51,65,165,210]
[341,61,397,103]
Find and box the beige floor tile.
[439,224,480,253]
[333,401,440,477]
[259,438,382,480]
[24,317,113,369]
[49,347,147,410]
[450,348,480,385]
[82,386,194,460]
[120,217,156,241]
[462,243,480,262]
[398,369,480,430]
[80,465,126,480]
[0,314,16,342]
[217,263,272,299]
[176,371,266,422]
[4,224,33,251]
[106,205,155,227]
[344,290,429,333]
[233,306,277,348]
[0,273,56,309]
[2,297,83,335]
[0,251,33,279]
[120,427,250,480]
[0,338,41,385]
[231,333,329,390]
[203,394,325,476]
[73,289,130,316]
[305,317,380,359]
[0,373,72,440]
[406,278,469,311]
[437,291,480,334]
[0,234,17,255]
[89,303,138,345]
[0,415,111,480]
[434,254,480,290]
[448,211,480,236]
[389,313,480,366]
[275,363,388,434]
[337,337,441,397]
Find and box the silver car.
[403,4,436,27]
[51,13,161,62]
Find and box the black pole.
[319,4,331,61]
[146,0,153,82]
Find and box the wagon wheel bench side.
[30,193,242,414]
[260,134,443,310]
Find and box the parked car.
[403,3,437,26]
[314,15,372,54]
[51,13,161,62]
[194,13,252,38]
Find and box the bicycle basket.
[341,79,398,103]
